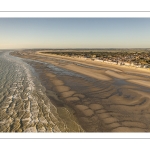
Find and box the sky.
[0,18,150,49]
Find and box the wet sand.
[11,50,150,132]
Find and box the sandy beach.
[11,50,150,132]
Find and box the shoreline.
[10,50,150,132]
[37,51,150,74]
[23,59,85,132]
[36,51,150,88]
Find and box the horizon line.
[1,48,150,50]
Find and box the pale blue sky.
[0,18,150,49]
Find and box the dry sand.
[36,51,150,73]
[10,50,150,132]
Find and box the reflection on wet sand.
[11,50,150,132]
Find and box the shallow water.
[0,51,83,132]
[8,51,150,132]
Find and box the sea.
[0,51,82,132]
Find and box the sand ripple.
[10,50,150,132]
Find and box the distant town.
[42,50,150,69]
